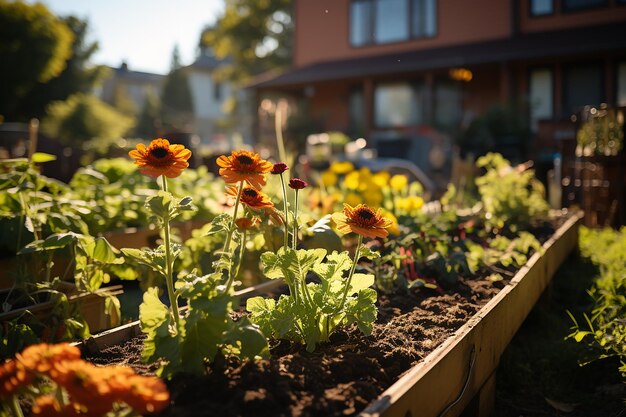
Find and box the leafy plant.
[475,153,549,232]
[568,226,626,378]
[248,246,379,352]
[126,142,269,377]
[0,158,122,357]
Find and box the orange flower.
[129,138,192,178]
[331,203,393,239]
[0,359,32,399]
[226,185,274,211]
[216,150,273,189]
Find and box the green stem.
[337,234,363,313]
[45,252,53,284]
[292,189,300,251]
[232,230,246,282]
[279,173,289,249]
[161,175,180,330]
[275,108,287,166]
[10,396,24,417]
[223,181,245,293]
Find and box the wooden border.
[359,212,583,417]
[75,279,286,353]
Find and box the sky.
[38,0,225,75]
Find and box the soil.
[81,216,569,417]
[84,277,501,417]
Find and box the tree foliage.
[15,15,109,121]
[0,0,74,120]
[201,0,293,84]
[41,93,134,152]
[160,46,194,131]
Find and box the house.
[182,48,252,147]
[251,0,626,178]
[99,62,165,113]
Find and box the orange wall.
[308,81,352,131]
[519,0,626,33]
[294,0,512,67]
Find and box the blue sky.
[38,0,225,75]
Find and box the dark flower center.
[356,208,374,220]
[243,188,259,198]
[150,147,169,159]
[236,155,254,165]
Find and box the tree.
[41,93,134,153]
[160,46,193,131]
[201,0,293,84]
[15,15,109,120]
[0,0,74,120]
[135,90,162,139]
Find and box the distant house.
[182,48,245,146]
[251,0,626,174]
[99,62,165,113]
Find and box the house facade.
[252,0,626,175]
[99,62,165,113]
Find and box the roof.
[250,22,626,89]
[114,64,165,82]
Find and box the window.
[529,69,553,131]
[349,89,365,134]
[411,0,437,37]
[213,81,222,101]
[350,0,436,46]
[618,62,626,107]
[434,79,461,129]
[375,0,409,43]
[562,0,608,12]
[374,82,425,127]
[530,0,554,15]
[563,63,604,117]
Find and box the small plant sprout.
[247,200,391,352]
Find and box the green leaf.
[206,213,232,236]
[348,273,375,294]
[146,191,174,219]
[224,317,269,359]
[139,287,182,373]
[92,237,118,263]
[31,152,57,163]
[18,232,80,254]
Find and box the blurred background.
[1,0,625,227]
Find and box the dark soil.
[83,278,500,417]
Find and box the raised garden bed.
[74,212,583,417]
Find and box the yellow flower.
[329,161,355,175]
[364,188,384,207]
[345,192,362,207]
[396,195,424,214]
[320,170,338,187]
[372,171,390,188]
[380,208,400,236]
[344,171,360,190]
[390,174,408,191]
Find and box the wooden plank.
[360,212,582,417]
[75,280,285,354]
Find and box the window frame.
[561,0,608,13]
[349,0,438,48]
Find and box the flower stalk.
[223,181,245,293]
[160,175,180,330]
